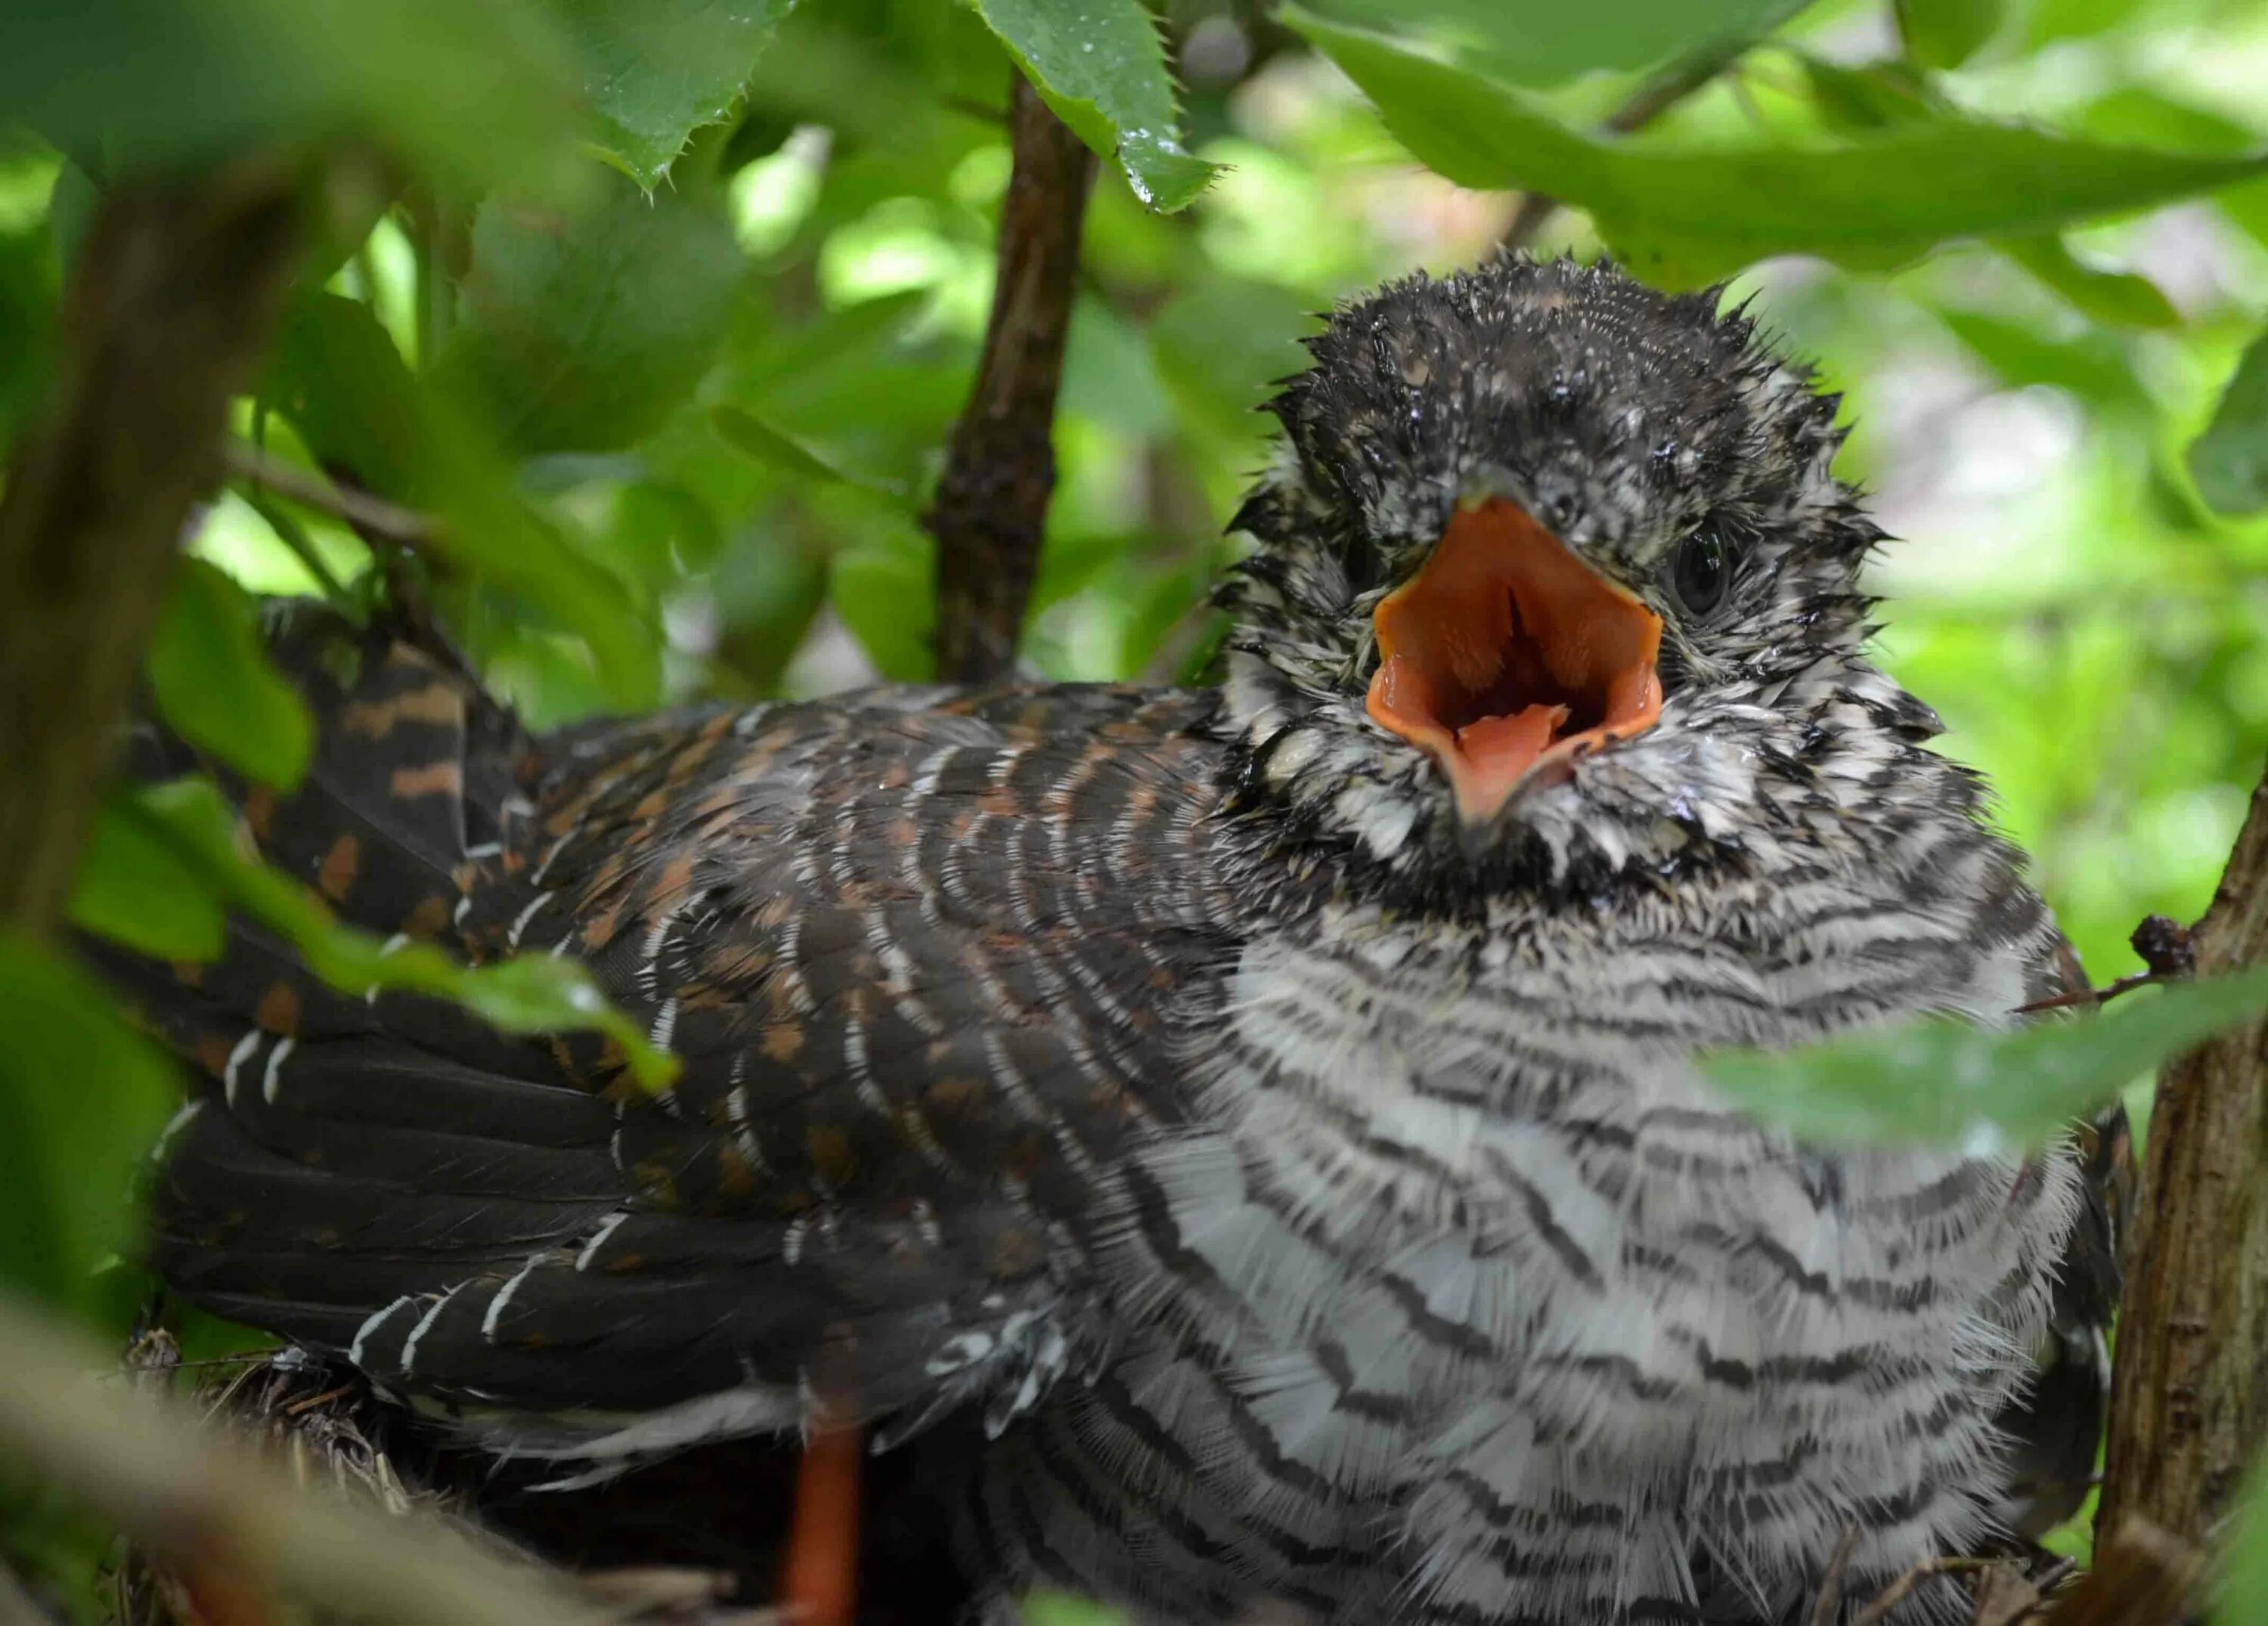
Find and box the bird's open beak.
[1366,497,1664,825]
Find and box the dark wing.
[104,606,1241,1468]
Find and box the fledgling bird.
[107,257,2126,1624]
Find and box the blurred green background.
[5,0,2268,1617]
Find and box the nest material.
[103,1330,783,1626]
[96,1332,2195,1626]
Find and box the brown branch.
[1503,0,1820,252]
[2098,753,2268,1548]
[925,71,1095,683]
[0,156,308,938]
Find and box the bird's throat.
[1366,499,1664,825]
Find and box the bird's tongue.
[1366,498,1664,825]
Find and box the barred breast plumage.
[107,257,2123,1625]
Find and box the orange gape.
[1366,498,1663,822]
[782,1414,860,1626]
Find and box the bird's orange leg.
[782,1402,860,1626]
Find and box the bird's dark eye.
[1669,533,1729,618]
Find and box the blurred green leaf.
[2190,330,2268,516]
[0,218,57,444]
[145,558,315,792]
[1018,1590,1128,1626]
[67,794,226,963]
[965,0,1217,212]
[2223,1454,2268,1624]
[1285,5,2268,286]
[440,183,743,456]
[1932,308,2149,413]
[830,512,935,680]
[1999,234,2178,329]
[1795,54,1936,132]
[269,293,662,702]
[123,779,679,1090]
[553,0,798,189]
[1316,0,1801,84]
[710,404,909,497]
[1895,0,2004,69]
[1706,967,2268,1148]
[0,935,178,1318]
[1,0,584,194]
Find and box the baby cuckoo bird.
[109,258,2126,1624]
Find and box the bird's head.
[1218,256,1933,898]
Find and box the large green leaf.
[551,0,799,190]
[119,780,677,1090]
[0,936,179,1318]
[267,293,661,702]
[1895,0,2005,69]
[2189,330,2268,516]
[1282,7,2268,287]
[2,0,582,194]
[438,183,743,456]
[1704,967,2268,1150]
[144,558,315,793]
[67,793,227,964]
[1796,57,2176,329]
[710,404,909,499]
[1313,0,1800,85]
[965,0,1216,212]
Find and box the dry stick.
[1806,1523,1860,1626]
[0,1296,605,1626]
[0,156,307,938]
[1501,0,1820,252]
[2098,753,2268,1548]
[221,438,435,547]
[926,71,1096,683]
[1844,1556,1991,1626]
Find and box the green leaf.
[1314,0,1801,85]
[1895,0,2004,69]
[438,182,744,456]
[2222,1454,2268,1625]
[1,0,584,195]
[1704,967,2268,1150]
[145,558,315,791]
[122,779,678,1091]
[709,404,909,498]
[268,293,662,702]
[0,934,179,1318]
[1998,234,2178,330]
[1282,5,2268,287]
[552,0,798,190]
[964,0,1217,212]
[67,793,226,963]
[2189,329,2268,516]
[830,512,935,682]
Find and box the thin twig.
[221,438,435,547]
[2015,914,2195,1013]
[925,70,1097,683]
[1848,1556,1991,1626]
[1808,1522,1861,1626]
[1504,0,1820,251]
